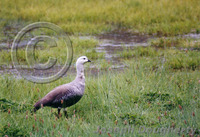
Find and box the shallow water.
[95,31,151,60]
[0,27,199,77]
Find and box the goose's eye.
[83,58,86,60]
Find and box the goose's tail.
[33,100,42,112]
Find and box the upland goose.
[34,56,91,117]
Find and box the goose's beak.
[88,59,91,62]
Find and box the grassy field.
[0,0,200,35]
[0,0,200,137]
[0,42,200,136]
[0,56,199,136]
[0,37,103,67]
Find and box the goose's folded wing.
[37,85,71,107]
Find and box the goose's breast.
[63,94,83,107]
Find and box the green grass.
[0,0,200,35]
[0,37,102,67]
[1,37,199,71]
[0,0,200,136]
[0,40,199,136]
[150,37,200,48]
[0,59,199,136]
[119,46,200,70]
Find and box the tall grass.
[0,57,199,136]
[0,0,200,35]
[0,0,200,136]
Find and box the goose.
[34,56,91,117]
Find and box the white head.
[76,56,91,66]
[76,56,91,78]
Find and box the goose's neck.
[75,63,85,80]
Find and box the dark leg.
[58,108,61,118]
[64,108,68,118]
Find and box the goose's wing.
[34,84,72,108]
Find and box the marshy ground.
[0,0,200,137]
